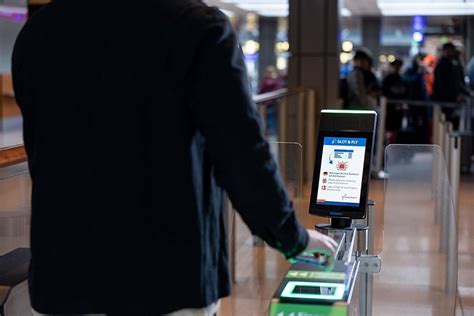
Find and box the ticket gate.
[268,144,459,316]
[269,231,360,316]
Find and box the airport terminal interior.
[1,0,474,315]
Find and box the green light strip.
[281,281,345,301]
[286,270,345,281]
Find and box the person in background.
[258,66,283,136]
[259,66,283,94]
[346,49,374,109]
[404,53,428,101]
[382,59,406,142]
[423,54,438,98]
[433,43,469,130]
[402,53,430,143]
[364,55,382,100]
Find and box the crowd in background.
[341,42,472,144]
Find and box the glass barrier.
[269,141,303,199]
[373,145,458,315]
[0,168,31,256]
[225,142,305,315]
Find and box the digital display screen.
[316,137,367,208]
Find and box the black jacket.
[433,57,465,102]
[12,0,308,313]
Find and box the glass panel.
[1,2,27,148]
[0,167,31,256]
[269,141,303,199]
[373,145,457,315]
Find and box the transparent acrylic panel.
[269,141,303,199]
[373,145,457,315]
[0,169,31,256]
[225,142,304,315]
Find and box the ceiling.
[211,0,474,17]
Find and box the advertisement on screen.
[316,137,366,207]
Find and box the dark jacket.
[403,65,427,101]
[12,0,308,314]
[433,57,465,102]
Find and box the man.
[346,49,378,110]
[12,0,336,315]
[382,59,406,135]
[433,43,469,129]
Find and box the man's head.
[264,66,278,79]
[390,59,403,74]
[442,43,456,59]
[353,49,371,70]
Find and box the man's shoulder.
[152,0,227,25]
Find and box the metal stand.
[315,202,380,316]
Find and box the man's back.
[13,0,309,313]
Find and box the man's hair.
[390,59,403,67]
[442,42,456,51]
[353,49,371,62]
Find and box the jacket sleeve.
[186,8,308,259]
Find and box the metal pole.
[374,97,387,177]
[304,89,317,184]
[366,203,376,316]
[450,135,461,214]
[435,116,446,228]
[441,122,453,253]
[468,97,473,132]
[433,106,441,146]
[446,135,460,295]
[278,98,288,180]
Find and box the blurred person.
[346,49,376,109]
[12,1,337,315]
[259,66,283,94]
[279,70,289,87]
[403,53,429,143]
[364,55,382,99]
[382,59,406,134]
[258,66,283,136]
[423,54,438,98]
[433,43,469,129]
[404,53,428,101]
[466,56,474,91]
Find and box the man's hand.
[306,229,338,255]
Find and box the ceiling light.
[342,41,354,53]
[237,3,288,10]
[378,0,474,16]
[220,9,235,17]
[341,8,352,17]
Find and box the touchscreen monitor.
[309,110,376,219]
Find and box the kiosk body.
[269,232,360,316]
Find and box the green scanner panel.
[280,281,345,301]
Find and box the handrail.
[0,87,306,169]
[253,87,305,104]
[385,98,466,108]
[0,145,27,168]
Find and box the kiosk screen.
[316,137,367,208]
